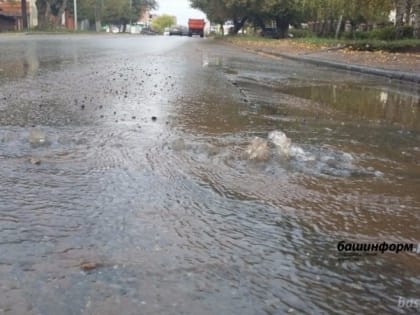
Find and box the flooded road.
[0,35,419,315]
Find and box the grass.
[213,34,270,42]
[295,37,420,52]
[216,34,420,52]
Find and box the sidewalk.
[226,39,420,83]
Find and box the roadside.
[0,30,136,36]
[219,36,420,82]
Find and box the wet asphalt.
[0,34,419,315]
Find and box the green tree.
[190,0,399,37]
[191,0,301,36]
[35,0,69,28]
[151,14,176,33]
[75,0,96,23]
[190,0,229,26]
[415,0,420,38]
[250,0,301,37]
[190,0,249,33]
[37,0,156,30]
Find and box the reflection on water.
[0,37,419,315]
[280,83,420,130]
[171,43,420,314]
[0,43,39,79]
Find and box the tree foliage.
[190,0,417,37]
[190,0,231,25]
[414,0,420,38]
[190,0,252,33]
[151,14,176,33]
[191,0,302,35]
[102,0,156,26]
[298,0,392,23]
[36,0,69,28]
[37,0,156,29]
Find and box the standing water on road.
[0,35,419,315]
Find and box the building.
[0,0,26,31]
[138,10,159,27]
[0,0,41,31]
[0,0,75,31]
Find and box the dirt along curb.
[254,49,420,84]
[221,38,420,84]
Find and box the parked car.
[141,27,158,35]
[169,26,182,36]
[169,26,189,36]
[181,27,190,36]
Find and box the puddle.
[0,36,419,315]
[281,83,420,130]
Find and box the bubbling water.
[246,130,298,161]
[28,127,48,147]
[246,137,270,161]
[268,130,292,158]
[243,130,380,178]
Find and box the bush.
[398,25,414,38]
[368,26,397,40]
[367,25,414,40]
[340,31,364,40]
[340,25,414,41]
[349,39,420,52]
[340,31,354,40]
[341,31,372,40]
[352,31,370,40]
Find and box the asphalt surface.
[0,34,419,315]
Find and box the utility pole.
[73,0,78,30]
[21,0,28,31]
[129,0,132,25]
[95,0,100,32]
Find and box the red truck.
[188,19,205,37]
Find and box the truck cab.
[188,19,205,37]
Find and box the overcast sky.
[152,0,207,25]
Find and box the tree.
[74,0,96,25]
[36,0,156,30]
[190,0,250,33]
[395,0,406,38]
[296,0,391,23]
[191,0,228,26]
[36,0,68,28]
[414,0,420,38]
[151,14,175,33]
[190,0,310,36]
[224,0,252,33]
[191,0,399,37]
[250,0,301,37]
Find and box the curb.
[255,49,420,84]
[0,33,25,37]
[24,32,108,35]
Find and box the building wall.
[0,0,31,30]
[0,15,16,31]
[0,0,76,30]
